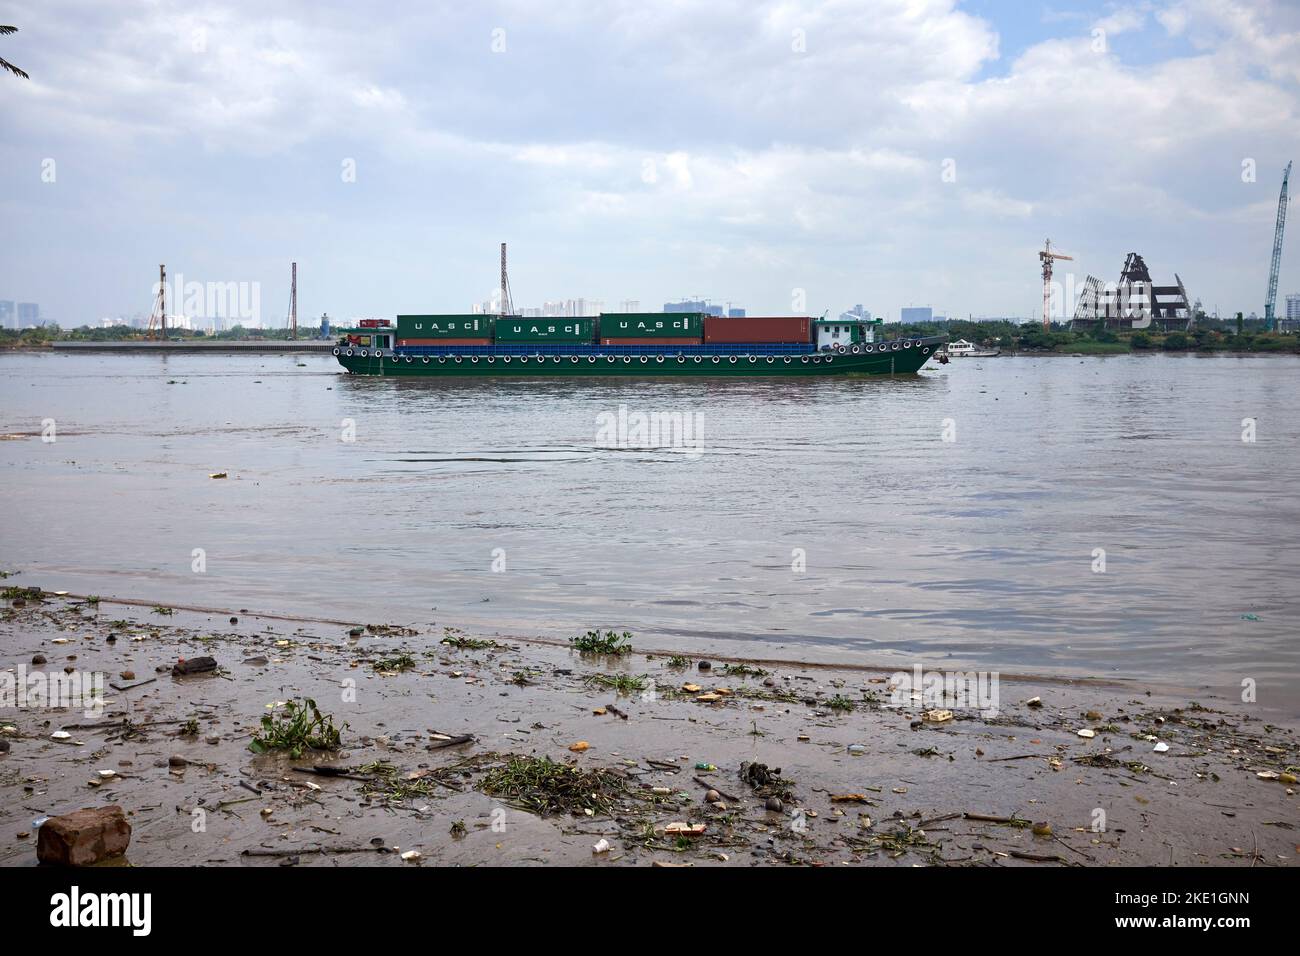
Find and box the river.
[2,349,1296,715]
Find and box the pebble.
[697,661,711,671]
[31,654,46,665]
[168,754,187,767]
[847,743,866,755]
[765,797,783,812]
[704,789,721,803]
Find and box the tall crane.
[499,242,514,316]
[288,261,298,340]
[146,263,167,341]
[1264,161,1291,332]
[1039,239,1073,332]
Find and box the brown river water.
[1,350,1297,716]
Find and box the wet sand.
[1,594,1296,867]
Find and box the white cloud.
[1,0,1297,321]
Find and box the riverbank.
[1,593,1295,867]
[44,341,338,353]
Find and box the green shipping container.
[494,318,595,342]
[396,314,493,338]
[598,312,704,338]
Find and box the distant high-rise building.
[841,304,871,321]
[900,306,932,324]
[619,300,639,313]
[1286,294,1300,322]
[17,302,40,327]
[664,299,734,317]
[0,300,14,329]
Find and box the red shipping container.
[703,316,811,344]
[601,337,704,346]
[397,338,493,347]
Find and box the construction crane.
[1264,161,1291,332]
[287,261,298,340]
[499,242,514,316]
[146,263,167,341]
[1038,239,1073,332]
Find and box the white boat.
[945,338,1001,358]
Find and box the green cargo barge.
[335,314,945,377]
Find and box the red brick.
[37,805,131,866]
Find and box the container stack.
[396,314,493,347]
[599,312,704,346]
[494,318,595,343]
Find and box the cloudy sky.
[1,0,1298,325]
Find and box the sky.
[1,0,1298,326]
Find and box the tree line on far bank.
[2,319,1295,354]
[895,317,1298,354]
[0,324,325,346]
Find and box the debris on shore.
[1,594,1296,867]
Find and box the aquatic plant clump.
[480,755,628,816]
[571,630,633,654]
[249,698,346,759]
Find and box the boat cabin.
[338,321,394,350]
[814,320,862,350]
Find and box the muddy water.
[1,350,1297,715]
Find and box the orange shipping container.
[703,316,811,344]
[601,337,704,346]
[397,338,493,347]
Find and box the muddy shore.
[1,593,1295,867]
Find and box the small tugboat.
[944,338,1001,358]
[333,314,946,378]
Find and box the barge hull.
[335,336,944,377]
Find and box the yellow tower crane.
[1038,239,1073,332]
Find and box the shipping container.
[597,312,704,338]
[397,338,493,347]
[395,314,493,338]
[494,318,595,342]
[704,316,811,344]
[601,337,705,346]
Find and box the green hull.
[335,336,944,377]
